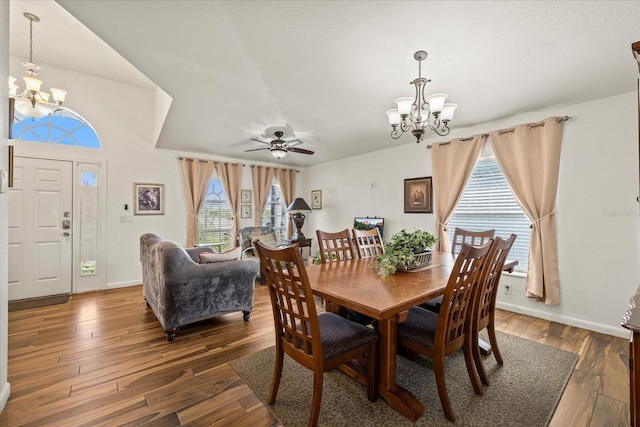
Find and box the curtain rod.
[250,165,300,173]
[426,116,571,149]
[178,157,245,166]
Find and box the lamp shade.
[287,198,312,212]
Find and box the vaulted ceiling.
[9,1,640,167]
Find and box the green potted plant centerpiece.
[371,229,438,276]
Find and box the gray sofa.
[140,233,259,342]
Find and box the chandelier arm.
[390,127,403,139]
[399,119,413,133]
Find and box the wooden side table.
[286,237,312,262]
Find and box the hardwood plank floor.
[0,284,630,426]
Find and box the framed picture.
[404,177,433,213]
[134,183,165,215]
[311,189,322,210]
[241,204,252,219]
[241,189,252,204]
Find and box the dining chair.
[422,227,496,313]
[451,227,495,256]
[396,240,494,422]
[316,229,356,263]
[471,234,516,386]
[352,228,384,259]
[253,241,378,427]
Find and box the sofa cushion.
[199,246,242,263]
[250,233,278,249]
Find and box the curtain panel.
[214,162,243,248]
[490,117,564,305]
[181,158,215,247]
[275,168,297,238]
[252,166,275,227]
[431,136,487,252]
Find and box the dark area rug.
[230,330,578,426]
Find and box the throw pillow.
[250,233,278,249]
[199,246,242,263]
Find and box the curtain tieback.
[438,222,448,232]
[531,211,556,228]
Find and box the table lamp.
[287,197,312,240]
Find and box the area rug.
[230,330,578,426]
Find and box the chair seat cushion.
[419,295,443,313]
[396,306,438,349]
[317,312,378,360]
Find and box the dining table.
[305,252,456,421]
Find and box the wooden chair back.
[451,227,495,256]
[316,229,356,263]
[352,228,384,259]
[254,242,321,367]
[438,241,494,352]
[472,234,517,385]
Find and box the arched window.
[12,110,100,149]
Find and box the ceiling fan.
[245,131,314,159]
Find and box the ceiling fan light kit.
[386,50,458,143]
[245,130,314,159]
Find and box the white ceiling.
[8,0,640,167]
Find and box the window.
[262,181,287,241]
[197,179,233,251]
[13,113,100,148]
[447,156,530,272]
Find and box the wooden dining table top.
[305,252,456,320]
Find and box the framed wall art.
[134,183,165,215]
[311,189,322,210]
[241,189,252,204]
[404,177,432,213]
[241,204,252,219]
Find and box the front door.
[8,157,73,300]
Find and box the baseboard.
[106,280,141,290]
[496,301,630,339]
[0,381,10,414]
[8,294,70,312]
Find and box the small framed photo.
[404,177,433,213]
[134,183,165,215]
[241,189,252,203]
[241,204,252,219]
[311,189,322,210]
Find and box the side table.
[285,237,312,262]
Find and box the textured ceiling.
[9,1,640,167]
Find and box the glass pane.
[262,182,287,241]
[12,114,101,149]
[80,171,98,276]
[197,179,233,251]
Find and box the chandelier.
[386,50,457,143]
[8,13,68,119]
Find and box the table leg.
[377,316,425,421]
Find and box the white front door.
[8,157,73,300]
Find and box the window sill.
[503,270,527,279]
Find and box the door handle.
[62,219,71,229]
[63,232,70,237]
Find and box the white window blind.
[448,156,530,272]
[197,178,233,251]
[262,180,287,241]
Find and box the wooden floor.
[0,284,630,426]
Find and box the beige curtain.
[275,168,297,238]
[252,166,275,226]
[181,158,215,247]
[490,117,564,305]
[215,162,243,248]
[430,135,487,252]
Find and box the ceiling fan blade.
[288,147,314,155]
[245,147,270,152]
[250,138,271,146]
[285,139,304,148]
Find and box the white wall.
[304,92,639,338]
[8,58,306,292]
[0,1,10,413]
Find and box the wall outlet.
[504,284,512,295]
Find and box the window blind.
[448,157,530,272]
